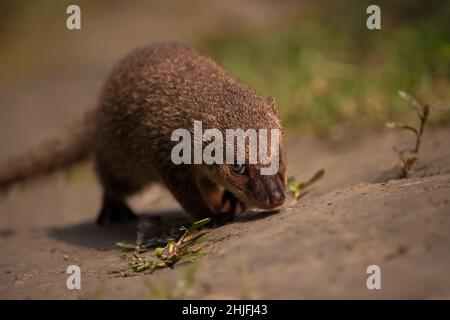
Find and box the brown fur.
[0,111,95,191]
[0,43,287,224]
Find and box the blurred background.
[0,0,449,155]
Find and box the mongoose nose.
[269,190,285,207]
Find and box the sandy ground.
[0,124,449,299]
[1,0,450,300]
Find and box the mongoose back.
[0,43,287,224]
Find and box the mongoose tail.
[0,110,95,192]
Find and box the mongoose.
[0,43,287,224]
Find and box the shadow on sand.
[48,210,190,249]
[48,208,281,249]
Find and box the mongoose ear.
[266,96,277,114]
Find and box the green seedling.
[288,169,325,200]
[386,91,430,178]
[113,218,211,276]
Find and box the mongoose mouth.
[223,183,286,212]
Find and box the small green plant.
[113,218,211,276]
[386,91,430,178]
[287,169,325,200]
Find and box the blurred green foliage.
[199,0,450,134]
[1,0,448,135]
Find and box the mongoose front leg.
[94,159,138,225]
[195,178,246,225]
[160,167,215,221]
[196,177,246,216]
[96,193,137,225]
[220,190,247,215]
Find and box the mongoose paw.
[209,190,249,227]
[96,196,137,225]
[220,190,246,215]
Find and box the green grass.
[198,1,450,135]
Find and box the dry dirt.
[0,126,449,299]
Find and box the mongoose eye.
[231,162,246,175]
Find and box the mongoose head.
[199,96,287,210]
[203,141,287,210]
